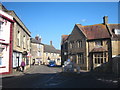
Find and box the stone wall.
[112,56,120,75]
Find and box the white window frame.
[0,22,4,39]
[17,31,20,47]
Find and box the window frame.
[95,41,103,46]
[77,53,84,64]
[93,52,107,65]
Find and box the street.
[1,65,118,88]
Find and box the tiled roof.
[107,24,120,40]
[44,44,60,54]
[61,35,69,44]
[62,35,69,41]
[76,24,111,40]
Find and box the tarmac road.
[1,65,118,88]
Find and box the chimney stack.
[35,36,39,40]
[35,35,42,43]
[103,16,108,25]
[50,41,52,46]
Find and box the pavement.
[0,65,35,78]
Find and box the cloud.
[81,19,87,22]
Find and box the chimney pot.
[50,41,52,46]
[35,36,39,40]
[103,16,108,24]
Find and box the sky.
[2,2,119,49]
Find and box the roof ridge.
[107,24,120,25]
[83,23,104,27]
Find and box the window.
[114,29,120,35]
[38,51,41,56]
[17,31,20,47]
[95,41,103,46]
[69,41,74,48]
[26,58,29,65]
[77,53,84,64]
[27,39,29,49]
[77,40,82,48]
[23,35,26,49]
[65,42,68,49]
[38,44,40,49]
[0,22,4,38]
[93,53,107,64]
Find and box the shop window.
[26,58,29,65]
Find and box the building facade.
[61,35,69,65]
[0,9,14,74]
[9,11,31,71]
[43,41,61,66]
[3,10,31,71]
[106,24,120,57]
[62,16,115,71]
[31,35,44,65]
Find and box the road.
[1,65,118,88]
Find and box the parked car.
[48,60,56,67]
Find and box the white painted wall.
[0,10,13,73]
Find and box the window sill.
[0,66,6,68]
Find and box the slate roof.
[76,24,111,40]
[44,44,61,54]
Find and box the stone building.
[61,16,119,71]
[105,20,120,74]
[61,35,69,65]
[43,41,61,66]
[31,35,44,65]
[106,24,120,57]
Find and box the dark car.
[48,61,56,67]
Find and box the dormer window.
[95,41,103,46]
[112,29,120,35]
[114,29,120,35]
[112,29,115,33]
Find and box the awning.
[22,51,28,55]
